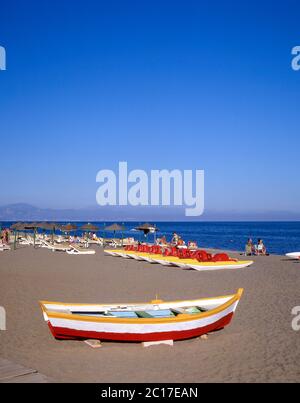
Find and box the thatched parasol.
[36,222,59,243]
[105,223,125,232]
[59,223,77,233]
[104,223,126,242]
[36,222,57,230]
[10,222,25,231]
[23,222,39,229]
[80,223,100,232]
[10,222,39,248]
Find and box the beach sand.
[0,245,299,383]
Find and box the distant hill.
[0,203,300,222]
[0,203,187,221]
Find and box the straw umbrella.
[60,223,77,232]
[105,223,126,244]
[59,223,77,240]
[10,222,24,230]
[80,223,99,232]
[37,222,58,244]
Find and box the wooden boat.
[105,249,253,271]
[39,289,243,342]
[285,252,300,260]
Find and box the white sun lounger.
[18,235,43,246]
[39,239,72,252]
[66,244,96,255]
[0,243,10,251]
[19,237,33,246]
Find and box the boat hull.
[114,252,131,258]
[47,312,234,342]
[140,255,157,263]
[131,254,145,260]
[152,259,174,266]
[104,250,119,256]
[187,261,253,271]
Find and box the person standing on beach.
[1,228,9,245]
[245,238,254,255]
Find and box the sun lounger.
[88,237,104,246]
[104,238,124,248]
[53,235,64,243]
[18,236,33,246]
[103,238,118,248]
[66,244,96,255]
[18,235,42,247]
[39,239,72,252]
[0,243,10,251]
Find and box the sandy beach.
[0,245,299,383]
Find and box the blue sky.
[0,0,300,216]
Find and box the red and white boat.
[39,289,243,342]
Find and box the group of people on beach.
[68,232,100,244]
[68,235,82,244]
[245,238,267,256]
[156,232,186,247]
[157,231,268,256]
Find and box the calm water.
[2,221,300,255]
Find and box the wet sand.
[0,245,299,382]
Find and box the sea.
[2,221,300,255]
